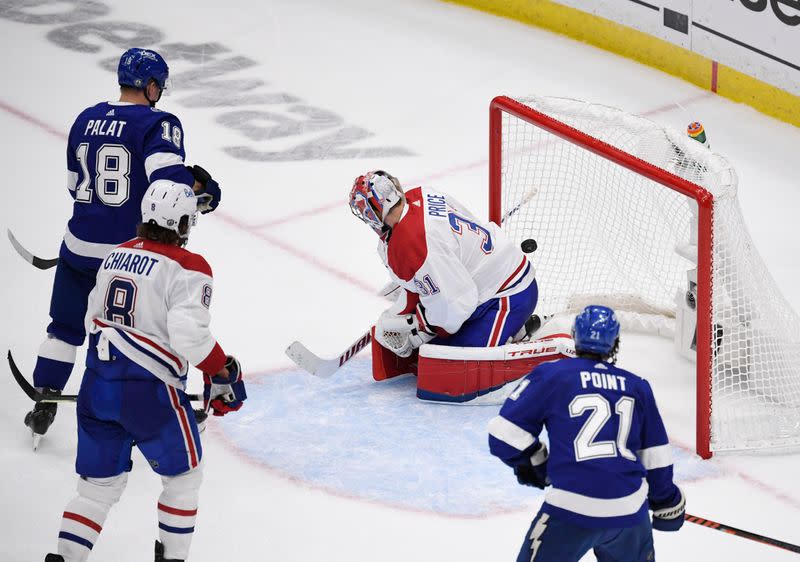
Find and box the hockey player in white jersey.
[349,170,538,358]
[488,305,685,562]
[44,180,245,562]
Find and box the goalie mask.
[349,170,404,238]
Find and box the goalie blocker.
[371,330,575,402]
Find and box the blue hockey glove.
[513,442,549,489]
[189,164,221,214]
[203,355,246,416]
[650,487,686,532]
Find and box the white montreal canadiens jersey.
[379,187,534,334]
[85,238,226,389]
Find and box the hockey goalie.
[348,170,572,402]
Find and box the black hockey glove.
[650,487,686,532]
[188,164,221,214]
[513,442,549,489]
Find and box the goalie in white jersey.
[45,181,246,562]
[349,171,538,358]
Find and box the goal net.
[489,95,800,458]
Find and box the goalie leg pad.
[371,329,419,381]
[417,334,574,402]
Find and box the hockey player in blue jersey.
[26,48,223,447]
[44,180,245,562]
[488,305,685,562]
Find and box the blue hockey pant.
[33,256,98,390]
[76,347,202,478]
[433,279,538,347]
[517,509,655,562]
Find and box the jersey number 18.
[75,143,131,207]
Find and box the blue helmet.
[573,305,620,357]
[117,48,169,90]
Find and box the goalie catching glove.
[203,355,247,416]
[374,308,436,358]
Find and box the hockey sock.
[33,336,78,390]
[57,474,127,562]
[157,466,203,560]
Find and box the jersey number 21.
[569,394,636,462]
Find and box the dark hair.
[575,338,620,364]
[136,218,188,246]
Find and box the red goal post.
[489,96,780,459]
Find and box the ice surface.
[1,0,799,560]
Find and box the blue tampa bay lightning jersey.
[62,101,195,269]
[488,357,680,529]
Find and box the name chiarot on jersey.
[102,249,160,277]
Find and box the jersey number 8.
[75,143,132,207]
[104,277,137,327]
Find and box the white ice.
[1,0,799,560]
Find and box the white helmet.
[140,180,198,244]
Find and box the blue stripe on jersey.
[112,327,183,380]
[501,262,532,293]
[58,531,94,550]
[158,522,195,534]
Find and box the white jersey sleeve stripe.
[546,478,649,518]
[64,228,118,259]
[637,444,673,470]
[67,170,79,192]
[38,337,78,363]
[488,415,536,451]
[145,152,185,181]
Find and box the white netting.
[497,96,800,453]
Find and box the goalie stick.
[7,229,58,270]
[8,350,201,403]
[285,330,372,378]
[685,513,800,554]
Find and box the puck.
[521,239,537,253]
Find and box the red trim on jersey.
[63,512,102,533]
[488,296,510,346]
[197,342,226,375]
[93,318,184,371]
[118,238,212,277]
[497,256,527,293]
[387,188,427,282]
[167,385,199,469]
[158,503,198,517]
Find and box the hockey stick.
[7,229,58,270]
[685,513,800,554]
[8,351,201,402]
[285,330,372,378]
